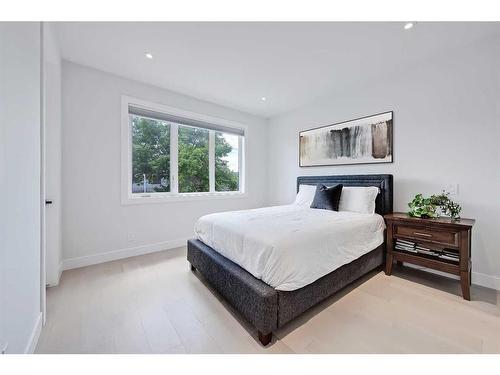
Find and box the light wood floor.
[36,247,500,354]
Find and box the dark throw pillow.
[310,184,343,211]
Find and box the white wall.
[61,62,268,267]
[267,35,500,289]
[43,23,63,286]
[0,22,42,353]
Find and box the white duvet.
[194,205,385,291]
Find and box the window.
[131,115,171,193]
[215,132,240,192]
[178,125,209,193]
[122,97,245,203]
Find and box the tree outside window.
[131,115,240,195]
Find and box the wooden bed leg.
[190,264,196,272]
[258,331,272,346]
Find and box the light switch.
[445,183,459,195]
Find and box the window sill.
[122,192,247,205]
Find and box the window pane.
[131,115,170,194]
[178,125,209,193]
[215,132,239,192]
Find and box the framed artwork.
[299,111,393,167]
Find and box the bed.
[187,174,393,346]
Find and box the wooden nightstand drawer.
[394,224,459,247]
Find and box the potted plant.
[408,191,462,220]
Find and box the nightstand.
[384,213,475,300]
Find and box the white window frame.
[121,96,247,205]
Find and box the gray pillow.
[310,184,343,211]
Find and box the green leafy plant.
[408,194,439,218]
[408,191,462,219]
[433,191,462,219]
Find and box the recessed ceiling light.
[404,22,415,30]
[261,97,267,101]
[145,53,153,59]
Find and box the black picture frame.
[298,111,394,167]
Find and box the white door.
[41,22,63,325]
[43,59,62,288]
[40,22,47,325]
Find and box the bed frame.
[187,174,393,346]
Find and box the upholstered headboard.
[296,174,393,216]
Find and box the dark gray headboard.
[297,174,393,216]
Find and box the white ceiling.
[54,22,499,118]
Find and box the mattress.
[194,205,385,291]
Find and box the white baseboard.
[62,237,190,271]
[402,263,500,291]
[472,271,500,290]
[57,261,63,282]
[45,262,63,288]
[61,240,500,288]
[25,312,42,354]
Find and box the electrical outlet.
[1,341,8,354]
[445,183,459,196]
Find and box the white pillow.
[293,184,317,206]
[338,186,379,214]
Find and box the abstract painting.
[299,111,393,166]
